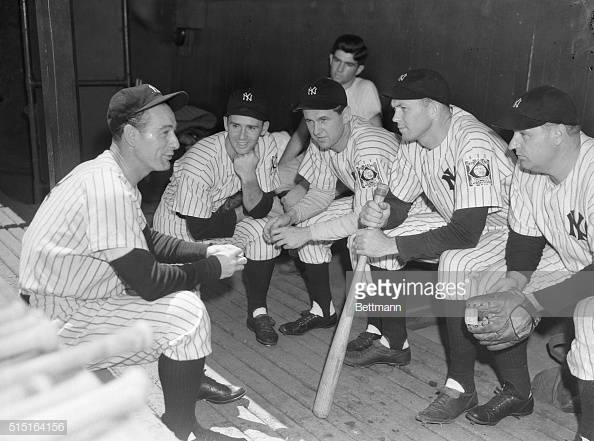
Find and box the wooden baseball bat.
[313,183,389,418]
[0,320,153,388]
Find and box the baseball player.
[264,77,400,336]
[277,34,383,209]
[350,69,526,426]
[153,88,283,347]
[465,86,593,439]
[19,84,247,441]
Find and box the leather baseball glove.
[465,289,541,351]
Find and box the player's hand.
[207,244,247,279]
[354,229,398,257]
[233,151,259,181]
[270,226,312,249]
[360,200,390,228]
[263,214,292,243]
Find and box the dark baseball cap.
[384,69,450,105]
[226,88,270,121]
[293,77,347,111]
[107,84,188,134]
[497,85,578,131]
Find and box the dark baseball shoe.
[416,387,478,424]
[197,375,246,404]
[343,340,411,367]
[247,314,278,346]
[346,331,381,352]
[278,310,337,335]
[466,381,533,425]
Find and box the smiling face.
[509,125,557,173]
[390,98,433,144]
[302,108,348,151]
[133,104,179,172]
[329,50,363,88]
[224,115,268,156]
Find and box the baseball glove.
[465,290,541,351]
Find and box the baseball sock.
[301,262,333,317]
[445,310,477,394]
[578,379,594,440]
[244,259,275,316]
[493,339,531,399]
[159,354,205,440]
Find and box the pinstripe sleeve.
[255,135,281,192]
[352,141,394,215]
[508,166,541,236]
[388,145,423,202]
[454,133,505,210]
[298,145,337,191]
[171,173,215,219]
[85,170,147,252]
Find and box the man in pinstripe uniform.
[264,77,403,336]
[19,84,246,441]
[351,69,528,426]
[467,86,594,438]
[153,88,284,347]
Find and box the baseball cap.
[226,88,269,121]
[496,85,578,131]
[107,84,188,134]
[383,69,450,105]
[293,77,347,111]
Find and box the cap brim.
[494,109,545,131]
[137,91,189,113]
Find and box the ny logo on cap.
[398,73,407,82]
[147,84,161,94]
[308,86,317,96]
[242,92,253,102]
[512,98,522,108]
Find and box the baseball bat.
[0,320,153,388]
[313,182,389,418]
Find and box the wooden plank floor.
[0,194,580,441]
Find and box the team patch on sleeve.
[464,157,492,187]
[356,160,380,188]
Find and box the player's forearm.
[396,207,488,261]
[287,186,335,223]
[309,212,358,241]
[109,248,221,301]
[184,209,237,240]
[144,227,208,263]
[239,176,263,212]
[505,229,546,279]
[244,191,275,219]
[279,120,309,165]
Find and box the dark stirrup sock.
[578,379,594,440]
[158,354,205,440]
[301,262,332,316]
[445,304,478,393]
[244,259,275,315]
[493,339,531,399]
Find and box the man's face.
[134,104,179,172]
[329,50,363,87]
[224,115,267,156]
[509,125,556,173]
[391,99,433,143]
[303,108,347,151]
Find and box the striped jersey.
[154,131,280,240]
[509,133,594,272]
[389,105,513,231]
[19,150,148,301]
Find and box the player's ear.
[122,123,138,147]
[328,53,334,65]
[341,106,352,123]
[260,121,270,136]
[223,116,229,132]
[355,64,364,76]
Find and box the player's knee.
[167,290,210,329]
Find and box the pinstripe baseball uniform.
[295,117,401,263]
[480,133,594,380]
[369,106,514,299]
[19,151,211,367]
[153,131,281,261]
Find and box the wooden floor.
[0,194,580,441]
